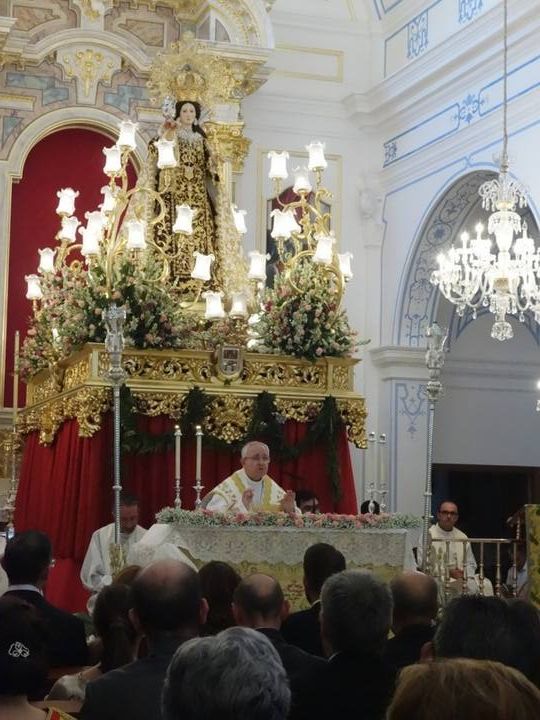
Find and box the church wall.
[367,0,540,514]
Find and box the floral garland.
[254,257,360,361]
[156,507,422,531]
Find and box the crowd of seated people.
[2,529,540,720]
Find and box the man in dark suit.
[282,542,345,656]
[81,559,207,720]
[305,570,395,720]
[233,573,326,720]
[384,571,437,670]
[2,530,88,667]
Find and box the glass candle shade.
[232,206,248,235]
[154,138,178,169]
[173,204,196,234]
[118,120,138,150]
[25,274,42,300]
[267,151,289,180]
[293,166,312,194]
[313,232,334,265]
[191,252,215,281]
[338,251,353,280]
[229,292,248,319]
[103,145,122,175]
[248,251,269,281]
[58,216,80,243]
[38,247,56,274]
[306,141,327,171]
[56,188,79,216]
[203,291,226,319]
[125,219,147,250]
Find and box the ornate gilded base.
[20,344,367,447]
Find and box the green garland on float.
[120,386,345,500]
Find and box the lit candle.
[195,425,202,481]
[58,216,80,243]
[174,425,182,480]
[25,274,42,300]
[103,145,122,175]
[313,232,334,265]
[118,120,138,151]
[292,166,312,194]
[338,251,353,280]
[229,292,248,319]
[154,138,178,169]
[247,251,269,281]
[202,291,225,319]
[173,204,196,234]
[56,188,79,216]
[38,247,56,274]
[267,151,289,180]
[306,141,327,171]
[100,186,117,214]
[125,219,147,250]
[12,331,19,424]
[232,206,248,235]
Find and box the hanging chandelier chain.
[501,0,509,171]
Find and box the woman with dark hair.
[0,595,74,719]
[47,584,138,701]
[199,561,241,636]
[153,99,218,288]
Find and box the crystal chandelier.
[430,0,539,342]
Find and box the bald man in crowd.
[385,571,438,670]
[81,559,207,720]
[233,573,326,720]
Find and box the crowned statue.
[149,97,220,294]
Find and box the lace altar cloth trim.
[130,523,418,569]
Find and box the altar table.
[128,522,418,610]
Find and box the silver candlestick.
[174,424,182,509]
[421,322,447,571]
[193,424,204,509]
[104,304,127,545]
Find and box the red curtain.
[15,415,357,611]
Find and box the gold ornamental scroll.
[19,344,366,448]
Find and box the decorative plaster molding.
[57,45,121,104]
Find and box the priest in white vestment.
[81,492,146,612]
[205,441,299,514]
[421,500,493,597]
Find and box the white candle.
[195,425,202,480]
[12,331,19,423]
[174,425,182,480]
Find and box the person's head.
[431,595,540,686]
[232,574,288,630]
[93,584,138,672]
[116,492,140,535]
[387,658,540,720]
[390,571,438,634]
[360,500,380,515]
[436,500,459,532]
[174,100,207,138]
[0,596,49,697]
[295,490,320,514]
[199,561,241,636]
[303,542,346,604]
[130,560,207,643]
[2,530,52,588]
[162,626,290,720]
[240,441,270,482]
[320,570,392,657]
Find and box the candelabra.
[265,143,353,309]
[421,322,447,572]
[430,0,539,342]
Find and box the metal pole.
[421,323,447,572]
[104,304,127,545]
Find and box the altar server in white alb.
[81,492,146,611]
[424,500,493,596]
[205,441,299,514]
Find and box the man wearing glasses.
[425,500,493,596]
[205,441,298,514]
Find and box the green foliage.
[120,386,346,501]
